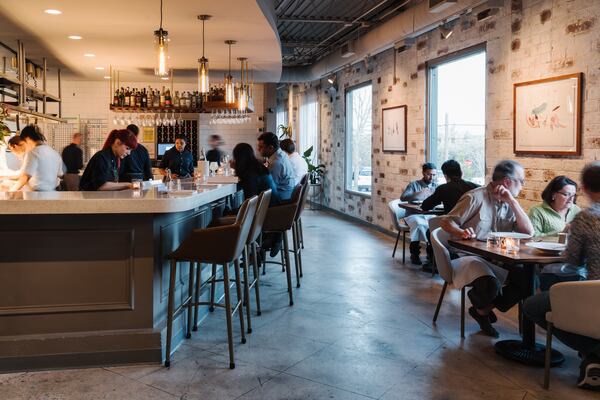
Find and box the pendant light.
[197,15,211,93]
[224,40,236,104]
[154,0,169,77]
[237,57,247,111]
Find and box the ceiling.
[276,0,413,67]
[0,0,282,82]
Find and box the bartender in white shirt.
[10,125,65,192]
[280,139,308,185]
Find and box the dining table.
[448,237,566,367]
[397,201,444,215]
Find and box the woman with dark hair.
[11,125,64,191]
[232,142,279,206]
[80,129,137,191]
[529,175,580,237]
[529,175,583,290]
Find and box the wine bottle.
[160,87,166,108]
[124,87,130,106]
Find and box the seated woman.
[528,176,583,289]
[524,162,600,391]
[79,129,137,191]
[11,125,64,191]
[0,136,27,180]
[159,135,194,179]
[232,142,280,206]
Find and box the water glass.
[486,234,498,249]
[131,179,143,190]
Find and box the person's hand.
[171,174,179,179]
[461,227,476,239]
[494,184,514,203]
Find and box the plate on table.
[525,241,566,255]
[489,232,532,239]
[409,200,423,205]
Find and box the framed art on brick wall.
[513,73,582,156]
[382,105,407,153]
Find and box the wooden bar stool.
[207,190,272,334]
[164,196,258,369]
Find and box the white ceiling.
[0,0,282,82]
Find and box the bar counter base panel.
[494,340,565,367]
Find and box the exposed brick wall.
[284,0,600,233]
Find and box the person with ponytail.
[10,125,64,191]
[80,129,137,191]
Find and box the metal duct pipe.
[279,0,486,83]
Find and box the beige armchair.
[544,280,600,389]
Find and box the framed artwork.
[513,73,582,156]
[382,105,407,153]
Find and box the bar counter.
[0,182,238,372]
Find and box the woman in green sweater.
[528,175,583,289]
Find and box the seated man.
[524,162,600,391]
[440,160,534,337]
[257,132,295,201]
[400,162,438,266]
[422,160,478,214]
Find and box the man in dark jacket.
[422,160,479,214]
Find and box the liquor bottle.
[160,87,166,108]
[113,90,119,106]
[153,90,160,107]
[172,91,178,108]
[130,89,136,108]
[140,88,147,108]
[124,87,130,106]
[165,89,172,108]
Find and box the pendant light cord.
[202,19,205,58]
[159,0,163,29]
[228,43,231,74]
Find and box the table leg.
[494,264,565,367]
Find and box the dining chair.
[430,227,467,338]
[543,280,600,389]
[387,199,410,263]
[427,216,444,276]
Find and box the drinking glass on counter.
[131,179,143,190]
[209,162,219,176]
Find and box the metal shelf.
[1,103,66,123]
[109,101,248,113]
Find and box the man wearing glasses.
[439,160,534,337]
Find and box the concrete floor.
[1,210,597,399]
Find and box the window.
[345,82,372,195]
[428,48,486,185]
[276,104,288,131]
[298,89,319,161]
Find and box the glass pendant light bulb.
[154,30,169,77]
[224,40,236,104]
[197,15,211,93]
[154,1,169,77]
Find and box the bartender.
[79,129,137,191]
[121,124,153,182]
[159,134,194,179]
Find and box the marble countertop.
[0,182,237,215]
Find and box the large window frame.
[426,43,487,185]
[344,81,373,197]
[298,88,319,161]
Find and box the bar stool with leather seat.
[290,176,309,282]
[164,196,258,369]
[206,189,272,335]
[261,185,303,305]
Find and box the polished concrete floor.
[1,210,597,399]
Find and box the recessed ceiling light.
[68,35,82,40]
[161,77,169,80]
[84,53,96,57]
[103,76,111,79]
[44,9,62,15]
[95,67,105,70]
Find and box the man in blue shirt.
[257,132,294,200]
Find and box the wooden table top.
[397,201,444,215]
[448,238,566,265]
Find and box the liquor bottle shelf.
[109,101,247,114]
